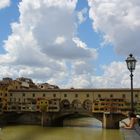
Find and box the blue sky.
[0,0,140,88]
[0,0,20,53]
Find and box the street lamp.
[126,54,137,112]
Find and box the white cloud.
[2,0,93,62]
[77,8,88,24]
[0,0,98,87]
[2,0,139,89]
[60,59,140,88]
[91,61,140,88]
[88,0,140,56]
[73,37,98,59]
[54,36,66,45]
[0,0,10,9]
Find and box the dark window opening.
[98,94,101,98]
[122,94,126,98]
[86,94,89,97]
[110,94,113,98]
[75,94,78,97]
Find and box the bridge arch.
[83,99,92,111]
[51,112,103,127]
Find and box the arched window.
[83,99,92,111]
[72,99,81,109]
[60,99,70,109]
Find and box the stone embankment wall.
[0,113,41,126]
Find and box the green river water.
[0,118,124,140]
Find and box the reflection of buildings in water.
[102,129,123,140]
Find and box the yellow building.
[36,98,48,112]
[0,78,21,112]
[7,89,60,112]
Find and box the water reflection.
[102,129,123,140]
[0,118,123,140]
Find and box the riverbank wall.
[121,124,140,140]
[0,113,41,126]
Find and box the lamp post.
[126,54,137,112]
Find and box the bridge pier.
[103,112,120,129]
[42,113,63,127]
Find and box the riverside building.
[1,88,140,114]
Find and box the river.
[0,118,124,140]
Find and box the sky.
[0,0,140,88]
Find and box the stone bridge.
[42,109,127,129]
[1,109,127,129]
[3,88,135,128]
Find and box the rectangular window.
[75,94,78,97]
[110,94,113,98]
[86,94,89,97]
[23,93,25,97]
[43,94,45,97]
[122,94,125,98]
[64,94,67,97]
[49,100,52,104]
[98,94,101,98]
[53,94,56,97]
[135,94,138,98]
[32,94,35,97]
[10,93,12,96]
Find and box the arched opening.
[63,116,102,127]
[72,99,82,110]
[83,99,92,111]
[60,99,70,110]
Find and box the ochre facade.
[0,88,140,113]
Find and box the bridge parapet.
[60,108,92,117]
